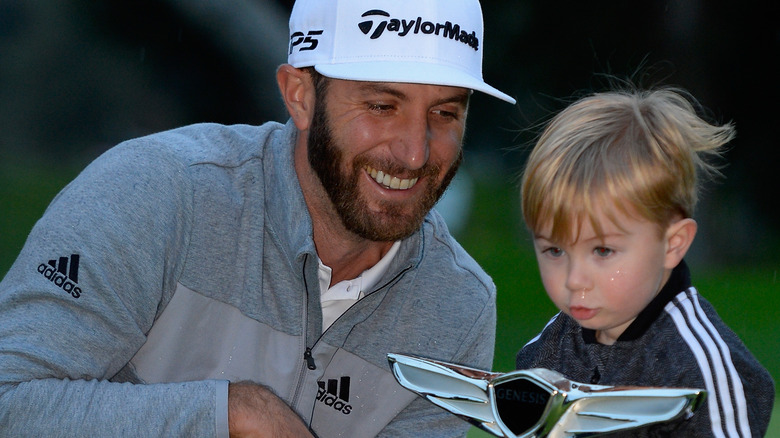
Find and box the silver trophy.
[388,353,706,437]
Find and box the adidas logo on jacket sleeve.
[36,253,82,299]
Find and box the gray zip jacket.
[0,120,497,437]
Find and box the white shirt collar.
[318,241,401,330]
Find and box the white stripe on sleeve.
[665,288,751,438]
[522,313,560,348]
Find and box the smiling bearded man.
[306,71,464,242]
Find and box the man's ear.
[276,64,316,132]
[664,218,698,269]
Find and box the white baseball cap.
[287,0,516,104]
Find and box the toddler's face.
[532,205,673,345]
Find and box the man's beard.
[307,98,462,242]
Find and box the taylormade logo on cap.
[357,9,479,51]
[289,10,478,55]
[286,0,516,104]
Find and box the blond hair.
[521,87,734,243]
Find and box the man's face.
[307,78,468,241]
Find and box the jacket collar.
[264,119,318,266]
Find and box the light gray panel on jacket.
[129,283,302,393]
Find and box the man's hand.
[228,381,314,438]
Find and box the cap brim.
[314,62,516,104]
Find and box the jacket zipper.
[303,347,316,370]
[292,255,317,410]
[291,258,413,407]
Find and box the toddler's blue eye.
[594,247,613,257]
[546,247,564,258]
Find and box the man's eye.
[368,103,393,112]
[432,109,458,120]
[594,247,613,257]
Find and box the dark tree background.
[1,0,778,266]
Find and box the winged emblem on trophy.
[388,353,706,438]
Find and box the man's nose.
[391,114,430,170]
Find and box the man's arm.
[228,382,313,438]
[0,379,223,436]
[0,138,260,438]
[0,141,223,435]
[0,137,317,437]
